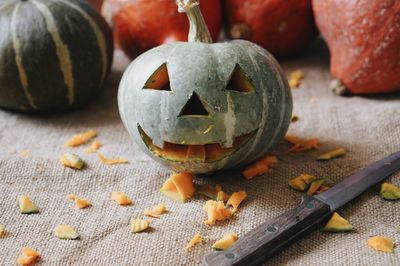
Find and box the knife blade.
[203,151,400,266]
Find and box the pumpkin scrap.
[64,130,97,147]
[288,174,317,192]
[18,195,39,214]
[323,212,354,232]
[60,153,84,170]
[17,247,40,266]
[67,194,91,209]
[144,203,167,218]
[160,172,196,203]
[0,225,5,237]
[285,135,320,153]
[226,191,247,212]
[288,70,304,89]
[317,148,346,161]
[111,192,133,206]
[242,155,278,180]
[367,236,395,253]
[316,185,330,194]
[380,182,400,200]
[196,184,230,201]
[84,140,102,154]
[131,219,150,233]
[186,233,202,250]
[54,225,79,240]
[97,152,129,165]
[212,232,238,250]
[306,179,325,196]
[291,114,299,122]
[203,200,231,225]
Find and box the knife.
[203,151,400,266]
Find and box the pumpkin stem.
[176,0,212,43]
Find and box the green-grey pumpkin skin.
[118,40,292,174]
[0,0,113,112]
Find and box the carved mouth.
[138,126,256,163]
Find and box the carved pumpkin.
[118,0,292,174]
[313,0,400,94]
[0,0,113,112]
[223,0,317,57]
[101,0,221,59]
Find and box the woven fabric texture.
[0,41,399,265]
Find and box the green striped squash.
[0,0,113,112]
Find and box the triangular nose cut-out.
[143,63,171,91]
[179,92,209,117]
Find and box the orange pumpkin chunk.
[160,172,196,203]
[97,153,129,165]
[226,191,247,212]
[203,200,231,225]
[196,184,230,201]
[186,233,202,250]
[367,236,394,253]
[111,192,133,206]
[285,135,320,152]
[84,140,102,154]
[242,155,278,179]
[67,194,91,209]
[17,247,40,266]
[64,130,97,147]
[144,203,167,218]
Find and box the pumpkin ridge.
[58,0,109,86]
[10,3,37,110]
[32,0,75,105]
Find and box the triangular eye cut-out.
[179,92,209,117]
[143,63,171,91]
[225,64,255,93]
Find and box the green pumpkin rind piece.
[0,0,113,112]
[18,195,40,214]
[306,179,325,196]
[380,182,400,200]
[323,212,354,232]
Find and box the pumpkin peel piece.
[285,135,320,153]
[97,152,129,165]
[288,70,304,89]
[17,247,40,266]
[367,236,394,253]
[160,172,196,203]
[130,219,150,233]
[111,192,133,206]
[60,153,84,170]
[242,155,278,180]
[186,233,202,250]
[212,232,238,250]
[323,212,354,232]
[18,195,39,214]
[144,203,167,218]
[288,174,317,192]
[54,225,79,240]
[84,140,102,154]
[0,224,6,237]
[203,200,231,225]
[380,182,400,200]
[226,191,247,212]
[64,130,97,147]
[67,194,91,209]
[317,148,346,161]
[196,184,229,201]
[306,179,325,196]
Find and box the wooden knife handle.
[203,196,332,266]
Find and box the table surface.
[0,40,399,265]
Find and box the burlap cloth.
[0,40,399,265]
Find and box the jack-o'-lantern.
[118,0,292,173]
